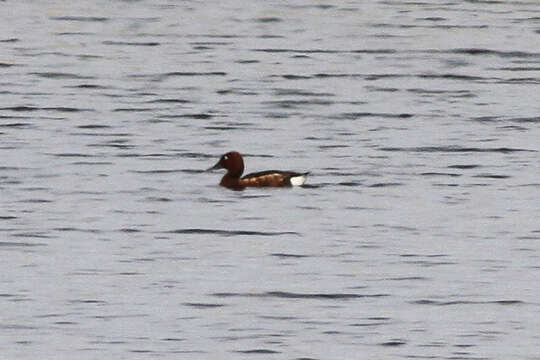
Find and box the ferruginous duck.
[207,151,309,190]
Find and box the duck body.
[208,151,309,190]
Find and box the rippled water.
[2,1,540,359]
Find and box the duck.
[207,151,309,190]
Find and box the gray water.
[2,1,540,359]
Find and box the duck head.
[207,151,245,178]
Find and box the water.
[1,1,540,359]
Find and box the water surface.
[1,1,540,359]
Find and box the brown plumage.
[207,151,309,191]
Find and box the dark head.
[207,151,245,178]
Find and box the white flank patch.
[290,174,307,186]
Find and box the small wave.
[145,98,191,104]
[183,303,225,308]
[178,152,215,159]
[50,16,109,22]
[1,324,37,330]
[176,113,213,119]
[255,17,282,23]
[417,73,488,81]
[76,124,111,129]
[162,71,227,77]
[211,291,387,300]
[496,66,540,72]
[48,106,93,112]
[472,116,540,123]
[420,172,461,177]
[498,125,528,131]
[447,164,481,169]
[337,181,362,187]
[54,227,102,233]
[12,232,53,239]
[296,183,321,189]
[88,143,134,149]
[0,216,17,220]
[274,89,334,97]
[505,116,539,123]
[386,276,429,281]
[368,182,403,188]
[217,88,258,95]
[102,41,160,46]
[204,126,245,131]
[411,299,524,306]
[379,146,535,153]
[0,106,92,112]
[71,161,113,166]
[235,59,260,64]
[56,32,94,36]
[161,338,185,342]
[190,41,233,46]
[0,122,32,128]
[282,74,312,80]
[50,153,95,157]
[0,241,46,247]
[338,112,413,119]
[473,174,511,179]
[66,84,109,89]
[379,339,407,347]
[130,169,188,174]
[446,48,540,58]
[18,199,53,203]
[236,349,280,354]
[30,72,95,80]
[0,106,41,112]
[167,229,299,237]
[263,99,335,109]
[143,197,172,202]
[499,77,540,85]
[118,228,140,233]
[407,88,474,98]
[253,48,396,54]
[112,107,154,112]
[270,253,310,258]
[68,299,107,304]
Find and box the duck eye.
[224,155,228,160]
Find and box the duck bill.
[206,161,223,171]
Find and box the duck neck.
[228,165,244,178]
